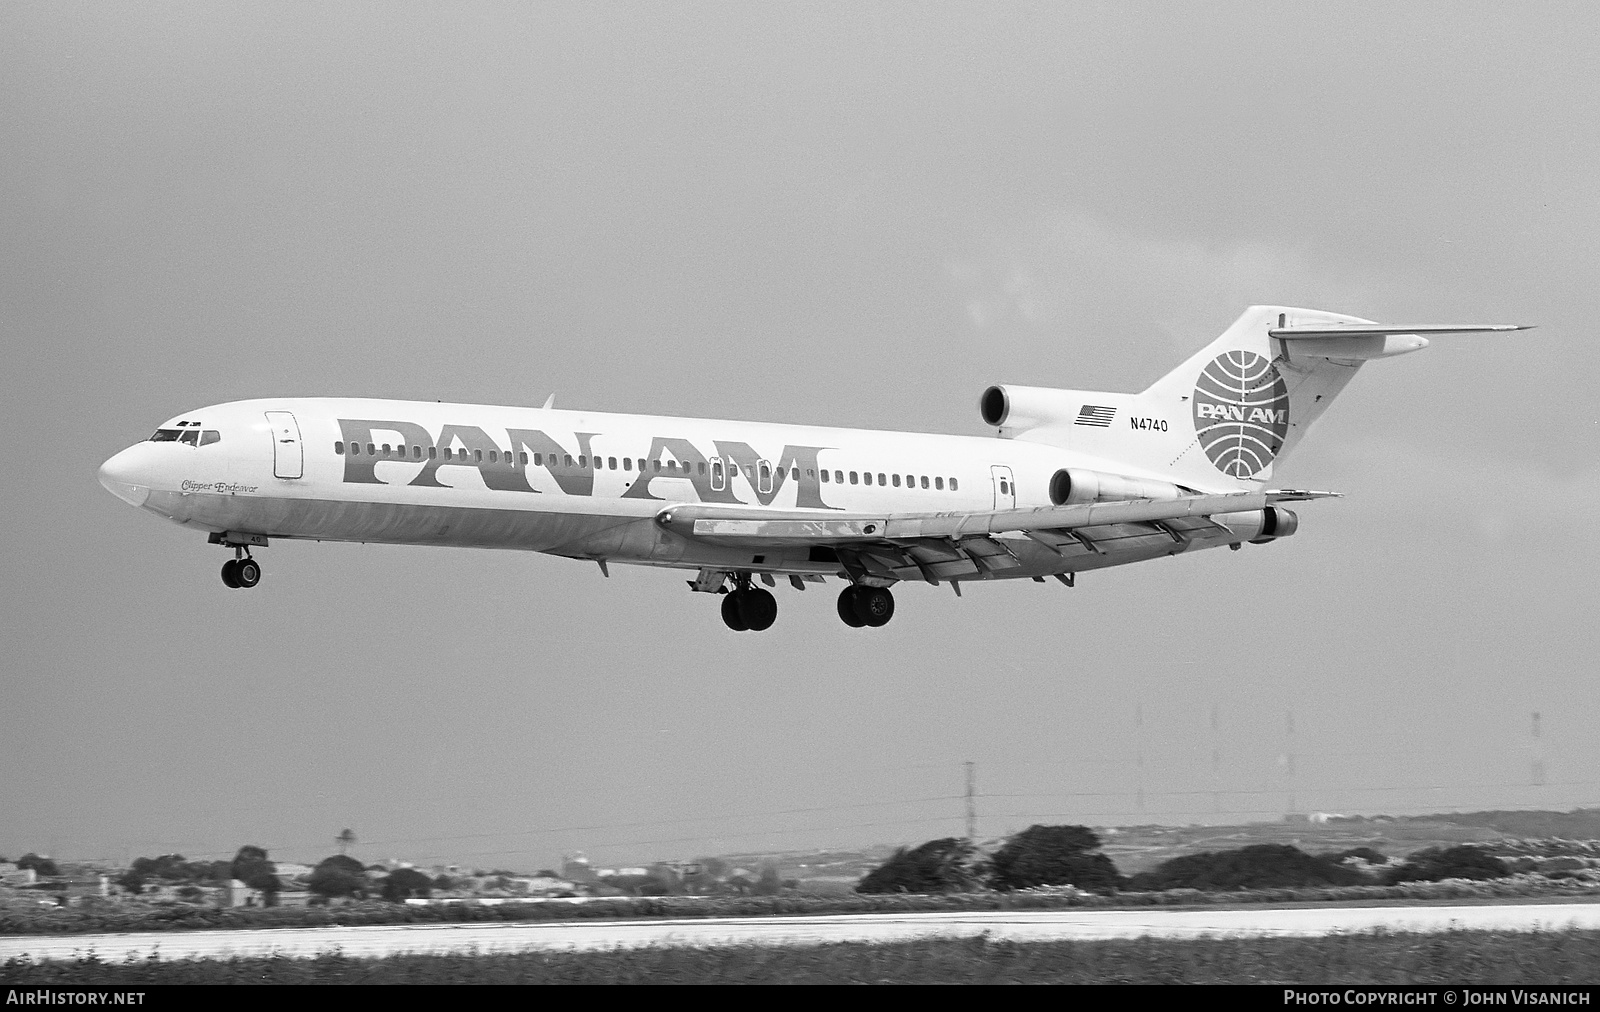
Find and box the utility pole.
[1285,710,1297,817]
[964,761,977,841]
[1135,704,1146,817]
[1531,712,1547,786]
[1210,703,1222,817]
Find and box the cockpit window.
[149,426,221,445]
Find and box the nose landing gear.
[220,549,261,589]
[837,585,894,628]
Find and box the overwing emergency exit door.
[265,411,303,479]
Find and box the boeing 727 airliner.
[98,306,1526,630]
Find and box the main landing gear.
[837,585,894,628]
[220,549,262,590]
[710,573,895,632]
[720,576,778,632]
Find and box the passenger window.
[367,443,376,455]
[698,462,707,475]
[849,471,858,485]
[623,457,632,471]
[668,460,678,472]
[758,460,772,494]
[520,451,528,465]
[382,444,391,456]
[533,453,543,466]
[877,473,886,485]
[819,467,829,483]
[998,479,1006,494]
[654,460,662,472]
[936,477,945,490]
[334,441,344,455]
[892,474,900,487]
[428,446,437,459]
[807,469,815,478]
[578,455,587,468]
[920,476,928,489]
[609,457,618,470]
[564,455,573,466]
[835,470,844,484]
[474,449,483,462]
[489,450,498,463]
[950,478,958,491]
[413,445,421,459]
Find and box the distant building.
[562,853,596,884]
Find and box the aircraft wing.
[656,490,1337,584]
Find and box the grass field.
[5,930,1599,984]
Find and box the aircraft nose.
[99,446,151,507]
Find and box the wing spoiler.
[657,490,1339,544]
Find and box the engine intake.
[979,385,1088,434]
[1048,468,1186,505]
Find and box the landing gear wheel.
[220,559,241,589]
[836,586,866,628]
[721,592,750,631]
[857,586,895,627]
[234,558,262,589]
[738,588,778,632]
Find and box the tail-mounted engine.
[980,384,1085,436]
[1047,468,1187,505]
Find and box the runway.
[5,902,1600,962]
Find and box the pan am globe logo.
[1192,351,1290,477]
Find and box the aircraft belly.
[155,491,637,552]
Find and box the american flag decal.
[1075,405,1116,427]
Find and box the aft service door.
[265,411,303,479]
[990,464,1016,510]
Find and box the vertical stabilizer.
[1139,306,1376,490]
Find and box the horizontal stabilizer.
[1269,323,1531,339]
[1264,489,1343,502]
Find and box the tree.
[1383,846,1509,884]
[17,854,60,878]
[315,854,366,876]
[1127,845,1365,892]
[988,825,1122,893]
[753,863,783,896]
[309,855,369,900]
[381,867,434,902]
[229,845,280,903]
[858,838,983,894]
[336,829,357,855]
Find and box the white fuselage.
[99,397,1253,583]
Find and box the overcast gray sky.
[3,2,1596,871]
